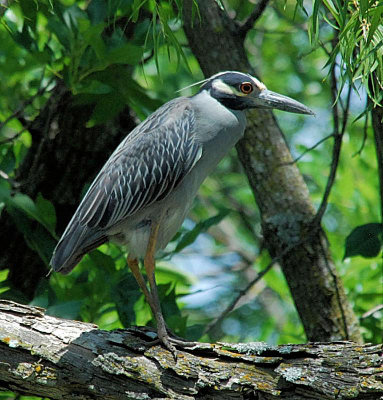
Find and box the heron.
[51,71,313,354]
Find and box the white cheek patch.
[251,76,267,91]
[212,79,235,95]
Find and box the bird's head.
[198,71,314,115]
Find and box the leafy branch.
[308,0,383,106]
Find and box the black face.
[198,72,263,110]
[196,71,314,116]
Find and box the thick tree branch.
[0,301,382,400]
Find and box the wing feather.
[51,98,201,274]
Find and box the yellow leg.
[127,257,155,310]
[143,222,178,355]
[127,222,198,355]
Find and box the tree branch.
[0,76,54,133]
[239,0,271,37]
[203,259,276,335]
[0,300,382,399]
[280,133,335,166]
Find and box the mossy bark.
[1,301,382,400]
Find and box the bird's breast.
[108,99,246,258]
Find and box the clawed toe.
[142,330,199,357]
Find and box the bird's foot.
[155,325,200,359]
[139,326,201,360]
[166,328,200,347]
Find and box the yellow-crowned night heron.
[51,71,313,353]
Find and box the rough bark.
[0,301,381,400]
[0,82,136,299]
[182,0,362,343]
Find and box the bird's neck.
[191,90,246,145]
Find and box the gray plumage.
[51,71,313,276]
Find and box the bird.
[50,71,313,354]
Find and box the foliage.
[0,8,382,400]
[306,0,383,106]
[344,223,383,259]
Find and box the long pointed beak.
[253,89,314,115]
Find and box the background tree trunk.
[0,300,381,400]
[182,0,362,343]
[0,83,136,300]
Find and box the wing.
[51,98,201,274]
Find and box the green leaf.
[112,272,142,327]
[0,179,11,203]
[6,206,56,265]
[48,17,72,50]
[174,209,230,253]
[131,0,147,23]
[86,92,126,126]
[10,193,41,222]
[87,0,109,24]
[76,80,113,94]
[106,43,144,65]
[36,193,57,233]
[367,6,383,45]
[46,300,83,319]
[88,250,116,274]
[11,24,36,51]
[0,147,15,174]
[158,283,187,336]
[9,193,57,237]
[344,223,383,259]
[81,22,106,59]
[311,0,321,42]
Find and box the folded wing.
[50,99,201,274]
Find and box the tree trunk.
[182,0,362,343]
[0,83,136,300]
[0,300,381,400]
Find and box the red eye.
[240,82,253,94]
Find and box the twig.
[239,0,271,37]
[203,257,274,335]
[202,230,320,336]
[0,128,27,145]
[221,187,259,240]
[353,104,369,157]
[361,304,383,319]
[280,133,335,166]
[0,76,54,132]
[314,36,351,225]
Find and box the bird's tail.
[50,222,106,275]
